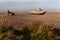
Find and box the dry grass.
[0,13,60,29]
[0,13,60,40]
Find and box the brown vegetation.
[0,13,60,40]
[0,13,60,29]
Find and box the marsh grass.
[0,16,59,40]
[0,23,60,40]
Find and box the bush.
[0,24,59,40]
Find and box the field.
[0,13,60,28]
[0,13,60,40]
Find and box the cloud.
[0,0,49,3]
[0,0,30,2]
[33,0,49,2]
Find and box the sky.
[0,0,60,13]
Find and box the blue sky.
[0,0,60,13]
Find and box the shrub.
[0,24,59,40]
